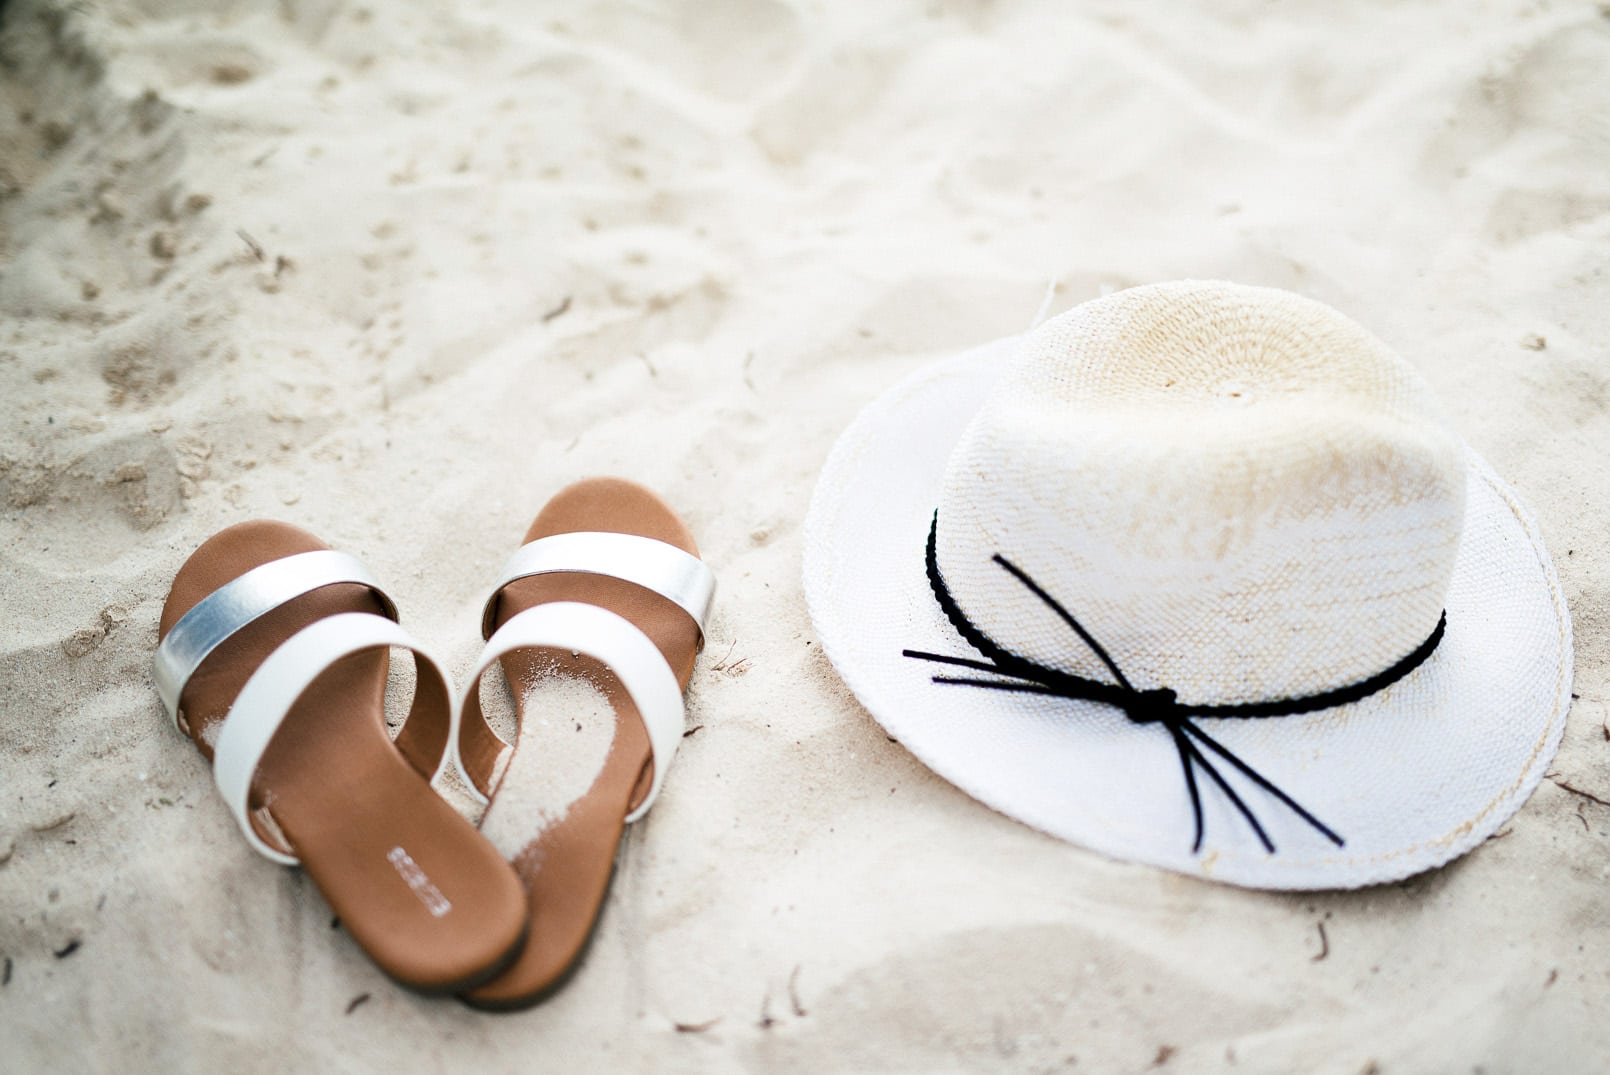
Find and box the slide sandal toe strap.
[455,601,686,821]
[213,612,455,865]
[480,532,716,649]
[154,550,397,732]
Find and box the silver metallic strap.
[479,531,716,647]
[153,550,397,731]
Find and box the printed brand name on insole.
[387,847,452,918]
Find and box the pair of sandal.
[152,478,715,1007]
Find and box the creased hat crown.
[935,280,1466,704]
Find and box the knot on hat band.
[1123,687,1181,726]
[903,514,1449,855]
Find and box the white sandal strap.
[154,550,397,732]
[455,601,685,822]
[212,612,455,865]
[479,532,716,649]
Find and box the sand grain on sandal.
[478,670,619,862]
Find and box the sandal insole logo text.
[387,847,452,918]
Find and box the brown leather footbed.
[159,521,528,993]
[460,477,703,1010]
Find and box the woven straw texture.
[940,282,1465,703]
[803,285,1572,890]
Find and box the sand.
[2,0,1608,1070]
[478,670,621,862]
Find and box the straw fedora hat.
[803,280,1572,890]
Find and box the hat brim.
[803,337,1573,890]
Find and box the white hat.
[803,281,1573,890]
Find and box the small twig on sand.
[1311,921,1329,963]
[345,993,370,1015]
[236,229,265,261]
[758,991,777,1030]
[674,1017,721,1033]
[541,296,572,323]
[682,725,704,739]
[1547,773,1610,809]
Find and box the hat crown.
[935,281,1466,705]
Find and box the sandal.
[154,521,528,992]
[452,477,715,1009]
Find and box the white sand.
[2,0,1608,1070]
[478,667,619,861]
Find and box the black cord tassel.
[905,514,1447,854]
